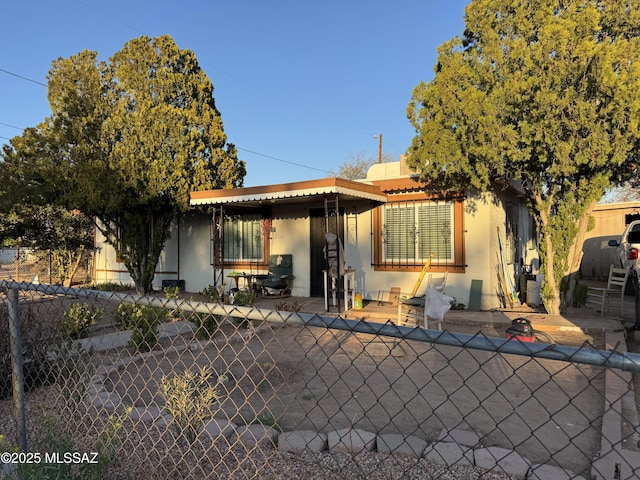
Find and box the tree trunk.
[562,199,596,311]
[535,195,562,315]
[63,246,86,288]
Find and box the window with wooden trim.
[223,214,263,262]
[374,197,465,271]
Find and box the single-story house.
[93,158,540,310]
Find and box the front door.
[310,208,343,297]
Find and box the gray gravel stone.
[278,430,328,453]
[328,428,376,453]
[377,433,427,457]
[424,441,474,466]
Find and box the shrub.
[232,291,256,307]
[200,284,220,302]
[116,302,161,330]
[62,302,103,339]
[573,282,589,308]
[116,303,160,352]
[449,299,466,310]
[230,291,256,328]
[0,303,62,399]
[160,367,221,444]
[129,322,158,352]
[192,312,222,339]
[91,282,134,292]
[163,285,181,319]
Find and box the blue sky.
[1,1,468,187]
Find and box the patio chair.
[254,254,293,297]
[586,264,629,317]
[397,272,448,327]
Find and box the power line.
[236,147,330,174]
[0,122,23,130]
[0,63,344,173]
[0,68,47,87]
[0,116,330,174]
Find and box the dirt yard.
[101,320,604,477]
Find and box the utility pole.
[376,133,383,163]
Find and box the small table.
[227,272,254,291]
[324,268,356,312]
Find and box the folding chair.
[397,273,448,327]
[586,265,629,317]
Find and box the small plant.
[129,322,158,352]
[94,407,132,476]
[116,302,160,329]
[62,302,103,339]
[91,281,134,292]
[230,291,256,328]
[116,303,160,352]
[192,312,222,339]
[449,299,466,310]
[232,291,256,307]
[160,367,221,444]
[573,282,589,308]
[163,285,181,319]
[14,408,129,480]
[200,284,220,302]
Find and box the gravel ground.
[0,386,519,479]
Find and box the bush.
[230,291,256,328]
[573,282,589,308]
[116,302,161,330]
[0,303,62,399]
[62,303,103,339]
[116,303,160,352]
[160,367,221,444]
[129,324,158,352]
[192,312,222,339]
[91,282,134,292]
[200,284,221,302]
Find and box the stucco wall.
[332,190,532,311]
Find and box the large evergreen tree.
[406,0,640,313]
[1,35,245,293]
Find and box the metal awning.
[190,177,387,207]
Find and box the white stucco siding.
[341,191,514,311]
[176,212,214,292]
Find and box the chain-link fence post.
[6,284,26,451]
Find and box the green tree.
[406,0,640,314]
[0,206,94,287]
[3,35,246,293]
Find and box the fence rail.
[1,281,640,479]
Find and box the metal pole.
[7,285,27,451]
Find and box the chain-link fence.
[1,281,639,479]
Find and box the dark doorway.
[310,207,344,297]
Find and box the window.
[383,201,453,263]
[223,214,263,262]
[374,197,464,272]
